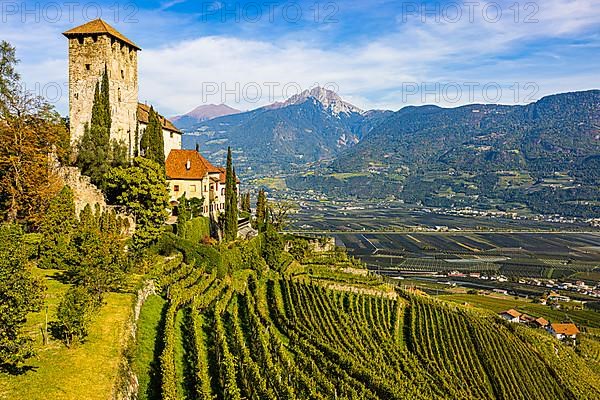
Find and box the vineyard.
[137,245,600,400]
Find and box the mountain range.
[176,88,600,217]
[171,103,241,130]
[180,87,392,169]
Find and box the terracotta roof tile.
[551,323,580,336]
[166,149,220,180]
[138,103,181,133]
[535,317,549,326]
[63,19,140,50]
[500,309,522,318]
[520,314,536,322]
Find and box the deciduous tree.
[0,224,44,368]
[38,186,76,269]
[0,43,66,228]
[55,286,96,347]
[70,222,126,304]
[105,157,168,252]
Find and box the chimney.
[186,160,191,170]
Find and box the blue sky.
[2,0,599,116]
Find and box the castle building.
[165,149,239,218]
[63,19,180,159]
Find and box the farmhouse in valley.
[64,18,181,159]
[165,149,239,217]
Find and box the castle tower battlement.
[63,19,139,153]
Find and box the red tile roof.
[551,323,580,336]
[535,317,549,326]
[519,314,536,322]
[63,19,141,50]
[500,309,522,318]
[166,149,220,180]
[138,103,181,133]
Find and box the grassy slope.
[0,268,133,400]
[133,294,166,400]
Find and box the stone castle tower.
[63,19,140,151]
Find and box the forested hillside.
[289,90,600,217]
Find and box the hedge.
[183,217,210,243]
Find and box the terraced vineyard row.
[146,258,600,399]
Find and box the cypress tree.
[77,66,111,187]
[241,192,251,213]
[224,147,238,241]
[176,194,191,238]
[256,189,267,229]
[100,66,111,133]
[140,107,164,165]
[133,121,139,157]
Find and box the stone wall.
[285,236,336,253]
[56,165,106,216]
[113,280,157,400]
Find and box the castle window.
[121,70,124,79]
[77,37,84,45]
[170,132,174,139]
[174,185,180,192]
[85,64,91,70]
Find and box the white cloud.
[138,0,600,114]
[3,0,599,115]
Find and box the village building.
[165,149,239,218]
[548,291,571,303]
[499,309,522,323]
[548,323,580,341]
[64,19,181,159]
[519,313,536,324]
[534,317,549,328]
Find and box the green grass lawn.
[133,294,166,400]
[0,267,134,400]
[439,293,600,328]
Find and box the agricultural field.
[136,247,600,399]
[439,293,600,328]
[288,200,597,232]
[333,232,600,280]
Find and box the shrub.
[183,217,210,243]
[54,286,96,347]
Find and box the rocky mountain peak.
[267,86,364,115]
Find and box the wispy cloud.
[3,0,599,114]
